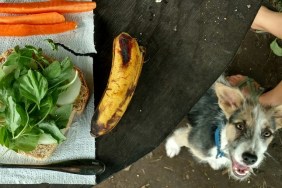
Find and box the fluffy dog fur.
[165,77,282,180]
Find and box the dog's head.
[214,83,282,180]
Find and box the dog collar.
[214,125,225,158]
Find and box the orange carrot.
[0,22,77,36]
[0,12,65,24]
[0,1,96,14]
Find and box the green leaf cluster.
[0,44,76,152]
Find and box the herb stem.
[13,110,29,140]
[57,70,78,90]
[28,104,37,114]
[34,107,51,127]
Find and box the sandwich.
[0,44,89,159]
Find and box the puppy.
[165,78,282,180]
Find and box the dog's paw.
[165,137,181,158]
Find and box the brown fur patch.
[214,83,244,118]
[225,124,238,142]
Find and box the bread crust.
[0,49,90,160]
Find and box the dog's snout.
[242,152,257,165]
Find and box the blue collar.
[214,125,225,158]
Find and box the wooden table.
[93,0,262,183]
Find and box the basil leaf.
[6,96,22,135]
[45,39,58,51]
[31,95,54,124]
[25,46,51,68]
[0,90,7,112]
[47,57,74,88]
[0,54,19,82]
[5,47,38,70]
[14,45,20,53]
[61,57,73,72]
[38,122,66,143]
[0,69,5,81]
[18,48,34,66]
[39,95,53,117]
[18,70,48,107]
[38,133,58,144]
[0,89,8,102]
[3,52,20,67]
[0,126,7,146]
[43,61,61,79]
[12,127,41,152]
[0,126,11,147]
[60,58,75,84]
[0,65,19,86]
[0,112,5,123]
[50,104,73,129]
[24,45,41,55]
[0,99,5,112]
[0,73,15,89]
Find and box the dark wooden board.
[93,0,262,183]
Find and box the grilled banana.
[91,32,145,137]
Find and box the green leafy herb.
[12,127,42,152]
[4,47,38,70]
[45,39,58,51]
[0,44,77,153]
[6,96,22,136]
[29,95,54,126]
[50,104,73,129]
[18,70,48,107]
[0,126,11,148]
[38,133,58,145]
[38,122,66,143]
[47,57,75,89]
[0,99,5,112]
[43,61,62,79]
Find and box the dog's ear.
[214,83,245,118]
[274,105,282,130]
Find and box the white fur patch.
[165,137,181,158]
[165,127,189,158]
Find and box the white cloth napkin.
[0,0,96,184]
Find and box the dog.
[165,77,282,180]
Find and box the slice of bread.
[0,49,90,160]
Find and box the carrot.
[0,1,96,14]
[0,12,65,25]
[0,22,77,36]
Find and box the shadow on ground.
[95,31,282,188]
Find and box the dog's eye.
[235,122,245,131]
[262,130,272,138]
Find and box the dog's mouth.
[231,158,250,178]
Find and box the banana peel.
[91,32,145,137]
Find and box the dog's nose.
[242,152,257,165]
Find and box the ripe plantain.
[91,32,145,137]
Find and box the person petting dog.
[229,5,282,107]
[165,5,282,181]
[227,75,282,107]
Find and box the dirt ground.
[94,30,282,188]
